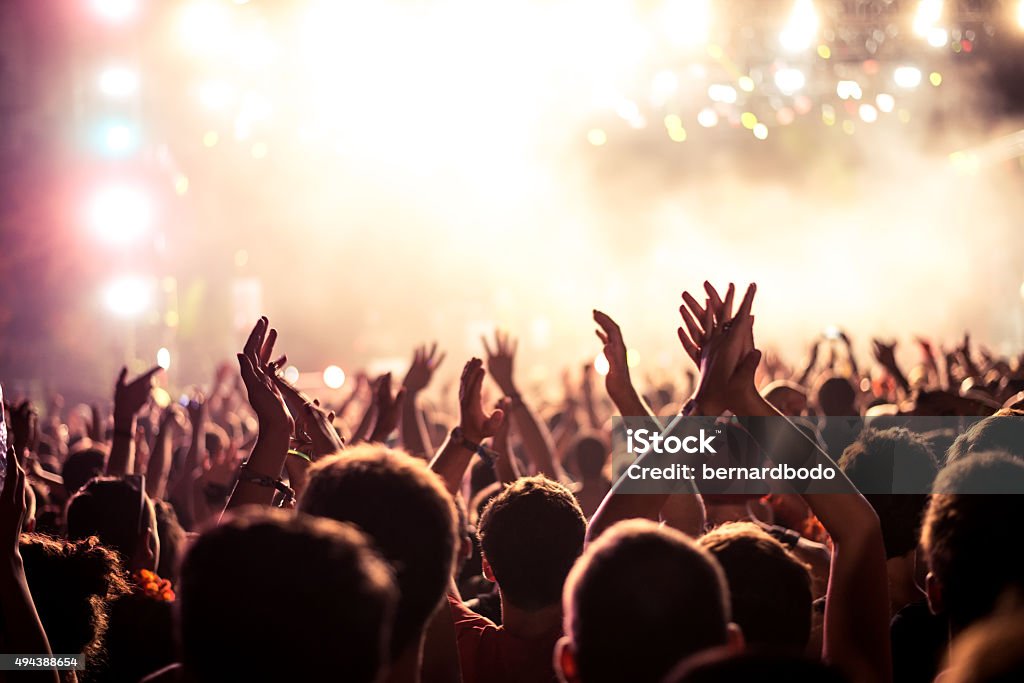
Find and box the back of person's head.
[569,435,608,480]
[299,445,457,659]
[66,476,159,571]
[922,452,1024,632]
[154,499,186,579]
[558,519,734,683]
[840,427,939,558]
[697,522,811,652]
[179,508,397,683]
[61,447,106,496]
[762,380,808,417]
[942,601,1024,683]
[664,648,848,683]
[477,475,587,611]
[946,412,1024,465]
[814,375,857,416]
[20,533,130,665]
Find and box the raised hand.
[483,330,518,396]
[403,343,445,394]
[273,374,345,457]
[114,366,162,424]
[8,400,38,458]
[0,445,26,549]
[237,317,293,433]
[678,281,742,368]
[458,358,504,443]
[368,373,405,443]
[593,310,633,401]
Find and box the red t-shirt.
[448,594,562,683]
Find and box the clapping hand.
[403,343,445,394]
[593,310,633,402]
[483,330,518,396]
[273,374,345,457]
[368,373,405,443]
[237,317,293,434]
[459,358,504,443]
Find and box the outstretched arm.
[401,343,445,458]
[108,366,162,476]
[483,331,562,481]
[429,358,504,497]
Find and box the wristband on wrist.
[238,462,295,506]
[451,427,498,463]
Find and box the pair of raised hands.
[593,281,760,417]
[237,317,344,457]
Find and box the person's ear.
[925,571,944,615]
[726,622,745,652]
[481,556,496,582]
[554,636,580,683]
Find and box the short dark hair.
[840,428,939,558]
[61,447,106,496]
[66,477,151,564]
[478,476,586,610]
[564,519,730,683]
[665,648,847,683]
[568,435,608,479]
[922,452,1024,631]
[946,412,1024,466]
[179,508,396,683]
[299,445,457,658]
[698,522,812,652]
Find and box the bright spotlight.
[103,277,153,318]
[197,81,233,111]
[858,104,878,123]
[926,27,948,47]
[779,0,818,52]
[101,122,137,154]
[836,80,863,100]
[323,365,346,389]
[708,84,737,103]
[1018,0,1024,29]
[283,365,300,384]
[753,123,769,140]
[91,0,139,22]
[697,107,719,128]
[662,0,712,48]
[774,67,806,94]
[893,66,922,88]
[98,66,139,97]
[594,352,610,377]
[876,93,895,112]
[178,2,232,56]
[913,0,943,36]
[156,347,171,370]
[89,185,153,245]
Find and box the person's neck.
[384,635,424,683]
[887,553,925,615]
[500,592,563,639]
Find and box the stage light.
[156,347,171,370]
[594,352,610,376]
[283,365,299,384]
[779,0,818,52]
[1018,0,1024,29]
[836,80,862,100]
[894,66,922,88]
[626,348,640,368]
[929,71,943,86]
[753,123,769,140]
[774,67,806,94]
[323,365,346,389]
[178,2,232,56]
[926,27,948,47]
[103,277,152,318]
[738,76,755,92]
[858,104,878,123]
[202,130,219,147]
[913,0,943,37]
[91,0,138,22]
[98,66,139,97]
[697,107,718,127]
[99,122,138,155]
[708,84,737,103]
[662,0,711,48]
[741,112,758,129]
[89,185,153,245]
[876,93,895,113]
[197,80,233,111]
[587,128,607,146]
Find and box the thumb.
[737,349,762,381]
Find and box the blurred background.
[1,0,1023,401]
